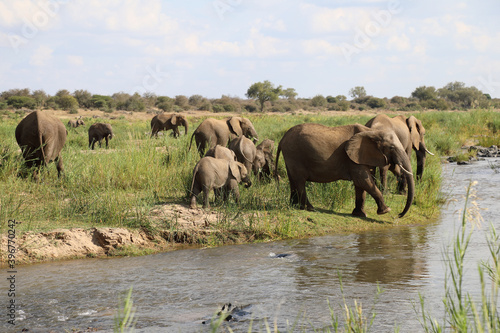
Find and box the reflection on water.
[2,160,499,332]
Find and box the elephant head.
[227,117,258,143]
[345,129,414,218]
[171,114,189,136]
[407,116,433,180]
[229,161,252,188]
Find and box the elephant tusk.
[425,148,435,156]
[399,164,413,176]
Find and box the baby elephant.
[190,157,251,209]
[88,123,113,149]
[204,145,236,162]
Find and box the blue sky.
[1,0,499,99]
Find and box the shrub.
[311,95,327,107]
[212,104,224,113]
[198,101,212,111]
[174,95,189,110]
[244,104,257,113]
[0,102,8,110]
[58,95,79,110]
[6,96,36,109]
[366,97,386,108]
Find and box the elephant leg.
[288,173,314,211]
[353,172,390,216]
[202,185,211,208]
[380,166,389,192]
[352,186,367,217]
[105,137,109,148]
[190,181,202,209]
[56,155,64,178]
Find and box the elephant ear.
[229,161,242,182]
[171,115,178,125]
[345,131,388,167]
[407,116,422,150]
[227,117,243,136]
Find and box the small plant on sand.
[114,286,137,333]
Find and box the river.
[2,159,500,332]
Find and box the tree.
[281,88,297,100]
[32,90,48,108]
[73,89,92,108]
[7,96,36,109]
[246,80,282,112]
[57,95,79,110]
[411,86,437,101]
[349,86,367,99]
[55,89,71,98]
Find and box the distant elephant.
[365,114,433,192]
[204,145,237,162]
[150,113,188,138]
[88,123,113,149]
[276,123,414,218]
[255,139,275,180]
[15,111,67,178]
[68,117,85,128]
[189,117,258,156]
[190,157,252,209]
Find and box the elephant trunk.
[399,164,414,218]
[183,121,188,136]
[416,143,430,180]
[244,179,252,188]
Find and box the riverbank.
[2,109,498,265]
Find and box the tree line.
[0,81,497,114]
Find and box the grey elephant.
[88,123,113,149]
[68,117,85,128]
[190,157,251,209]
[365,114,433,192]
[228,136,256,175]
[189,117,258,156]
[15,111,67,178]
[150,113,188,138]
[204,145,236,162]
[276,123,414,218]
[255,139,275,180]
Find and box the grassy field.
[1,109,499,256]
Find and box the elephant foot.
[377,206,391,215]
[352,208,367,218]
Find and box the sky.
[1,0,500,99]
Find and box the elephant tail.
[274,144,281,182]
[188,131,196,151]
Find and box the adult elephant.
[189,117,258,157]
[365,114,433,192]
[275,123,414,218]
[89,123,113,149]
[150,113,188,138]
[15,111,67,178]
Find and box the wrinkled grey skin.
[150,113,188,138]
[204,145,236,162]
[88,123,113,149]
[190,157,252,209]
[255,139,275,180]
[189,117,258,156]
[15,111,67,179]
[229,136,256,174]
[68,117,85,128]
[365,114,431,192]
[276,123,414,218]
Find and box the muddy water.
[3,159,500,332]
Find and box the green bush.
[212,104,224,113]
[311,95,327,107]
[244,104,257,113]
[366,97,386,108]
[7,96,36,109]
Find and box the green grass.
[1,110,499,254]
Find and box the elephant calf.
[204,145,236,162]
[190,157,251,209]
[88,123,113,149]
[68,117,85,128]
[229,137,275,180]
[150,113,188,138]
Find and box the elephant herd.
[14,110,432,218]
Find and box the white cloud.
[29,45,53,66]
[302,39,340,56]
[67,55,83,66]
[387,34,411,51]
[305,4,372,33]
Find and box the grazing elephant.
[68,117,85,128]
[189,157,252,209]
[88,123,113,149]
[204,145,237,162]
[229,136,257,175]
[276,123,414,218]
[365,114,433,192]
[150,113,188,138]
[255,139,275,180]
[15,111,67,178]
[189,117,258,156]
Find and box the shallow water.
[2,159,500,332]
